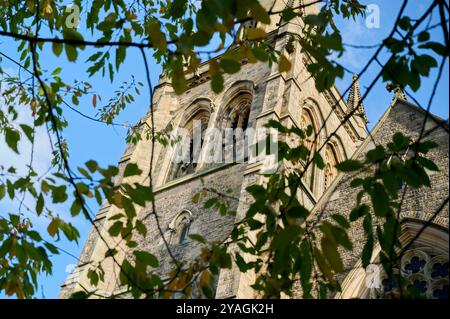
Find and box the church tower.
[60,0,368,298]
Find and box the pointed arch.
[337,220,449,299]
[324,143,340,191]
[168,99,212,181]
[302,97,327,138]
[168,210,193,245]
[300,102,322,195]
[217,81,255,131]
[179,98,212,131]
[213,81,255,164]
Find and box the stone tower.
[60,0,368,298]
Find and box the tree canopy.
[0,0,448,299]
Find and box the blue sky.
[0,0,448,298]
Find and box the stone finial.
[386,82,408,101]
[347,74,368,123]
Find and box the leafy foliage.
[0,0,447,299]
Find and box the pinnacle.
[347,74,368,123]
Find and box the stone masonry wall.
[311,100,449,297]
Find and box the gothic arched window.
[337,221,449,299]
[177,217,190,244]
[324,144,339,191]
[218,92,252,163]
[169,101,211,181]
[169,210,193,245]
[219,93,252,131]
[373,247,449,299]
[300,108,318,193]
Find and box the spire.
[347,74,368,123]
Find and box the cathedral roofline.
[311,96,448,216]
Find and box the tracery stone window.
[324,144,339,191]
[219,93,251,131]
[169,102,211,181]
[300,108,318,193]
[218,93,252,163]
[373,248,449,299]
[337,222,449,299]
[169,210,193,245]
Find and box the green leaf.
[44,242,59,254]
[335,160,363,172]
[51,185,68,203]
[171,58,186,94]
[86,160,98,173]
[0,184,5,200]
[19,124,33,142]
[211,74,224,93]
[146,19,167,50]
[246,184,266,199]
[108,221,123,237]
[417,156,439,171]
[361,232,374,268]
[5,128,20,153]
[314,247,334,282]
[189,234,206,244]
[69,291,91,299]
[278,54,292,73]
[247,218,264,230]
[63,28,83,40]
[235,253,250,272]
[123,163,142,177]
[47,218,60,237]
[286,205,310,219]
[135,219,147,237]
[247,28,267,40]
[65,44,78,62]
[313,152,325,170]
[331,214,350,229]
[36,193,44,215]
[134,251,158,267]
[115,46,126,70]
[220,59,241,74]
[87,269,99,286]
[299,240,312,296]
[249,1,271,24]
[192,31,211,47]
[417,31,430,42]
[321,236,344,272]
[349,204,369,222]
[362,213,373,235]
[371,183,390,217]
[366,145,385,163]
[419,42,447,56]
[412,54,437,76]
[204,197,218,209]
[381,168,398,198]
[192,192,201,204]
[52,41,63,57]
[70,200,81,217]
[416,140,438,154]
[52,67,62,76]
[398,16,411,31]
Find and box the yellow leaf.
[146,20,167,50]
[247,28,267,40]
[199,269,212,287]
[114,192,123,208]
[47,218,60,237]
[278,54,292,73]
[208,59,220,77]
